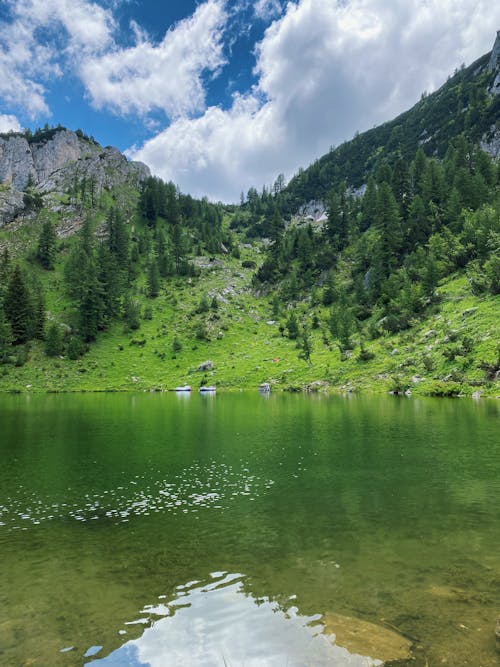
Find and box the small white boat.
[175,385,192,392]
[259,383,271,393]
[199,386,216,393]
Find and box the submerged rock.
[324,612,413,664]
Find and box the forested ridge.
[0,43,498,395]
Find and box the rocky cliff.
[487,29,500,94]
[0,128,150,225]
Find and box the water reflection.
[87,572,379,667]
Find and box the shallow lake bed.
[0,393,498,666]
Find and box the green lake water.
[0,393,498,666]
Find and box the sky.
[0,1,499,202]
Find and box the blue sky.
[0,1,499,202]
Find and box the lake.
[0,393,498,666]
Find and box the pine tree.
[4,265,32,344]
[410,147,428,196]
[391,156,411,220]
[30,283,45,340]
[361,177,377,231]
[147,260,161,298]
[326,181,349,251]
[170,222,186,272]
[78,262,103,342]
[107,208,129,271]
[286,311,299,339]
[0,305,13,362]
[36,219,57,269]
[45,322,63,357]
[97,244,122,321]
[269,208,285,256]
[375,182,403,272]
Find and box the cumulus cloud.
[254,0,283,20]
[0,114,22,133]
[80,0,227,118]
[130,0,500,202]
[0,0,115,117]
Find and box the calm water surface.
[0,393,498,666]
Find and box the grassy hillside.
[0,214,497,396]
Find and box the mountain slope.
[279,39,500,213]
[0,39,498,397]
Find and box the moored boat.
[199,386,216,393]
[175,385,192,392]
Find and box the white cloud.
[0,114,22,133]
[80,0,227,118]
[130,0,500,203]
[0,0,115,117]
[254,0,283,20]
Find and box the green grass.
[1,227,498,397]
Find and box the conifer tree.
[4,265,32,344]
[326,181,349,251]
[269,208,285,257]
[147,260,161,298]
[375,182,403,271]
[45,322,63,357]
[37,219,57,269]
[0,305,13,362]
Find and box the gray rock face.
[487,31,500,72]
[480,126,500,157]
[0,128,150,226]
[0,135,35,191]
[32,130,82,185]
[0,187,25,225]
[488,31,500,96]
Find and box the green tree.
[123,296,141,331]
[286,311,299,339]
[37,219,57,269]
[147,260,161,298]
[374,182,403,273]
[269,208,285,256]
[0,305,13,362]
[326,181,349,251]
[45,322,63,357]
[298,325,313,364]
[78,268,103,342]
[4,265,32,344]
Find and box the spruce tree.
[326,181,349,251]
[4,265,31,344]
[45,322,63,357]
[147,260,161,298]
[374,182,403,273]
[37,219,57,269]
[0,305,13,362]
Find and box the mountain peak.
[0,128,150,225]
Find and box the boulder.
[323,612,413,664]
[197,360,214,372]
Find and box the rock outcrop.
[0,128,150,226]
[487,30,500,95]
